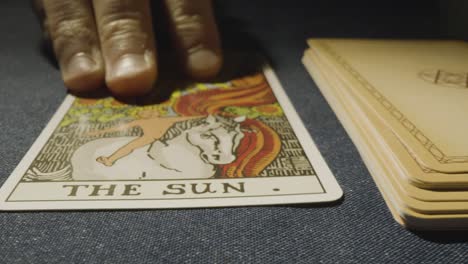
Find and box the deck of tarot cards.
[303,39,468,230]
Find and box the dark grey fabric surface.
[1,1,468,263]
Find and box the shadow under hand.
[43,1,268,105]
[134,4,268,106]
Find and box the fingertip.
[186,49,223,80]
[164,0,221,80]
[63,54,105,92]
[106,53,157,97]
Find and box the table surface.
[1,1,467,263]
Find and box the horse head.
[186,115,245,165]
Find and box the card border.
[0,64,343,210]
[314,39,468,166]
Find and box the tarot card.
[303,50,468,229]
[309,39,468,174]
[0,63,342,210]
[305,48,468,195]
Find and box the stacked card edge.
[302,42,468,230]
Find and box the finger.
[43,0,105,92]
[165,0,222,79]
[93,0,157,97]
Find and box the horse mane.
[158,115,239,144]
[171,74,282,178]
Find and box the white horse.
[70,115,245,180]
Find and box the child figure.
[88,109,203,167]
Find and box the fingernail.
[112,53,149,78]
[66,53,97,75]
[64,53,104,92]
[187,49,222,79]
[107,52,157,96]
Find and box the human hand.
[96,156,114,167]
[34,0,222,96]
